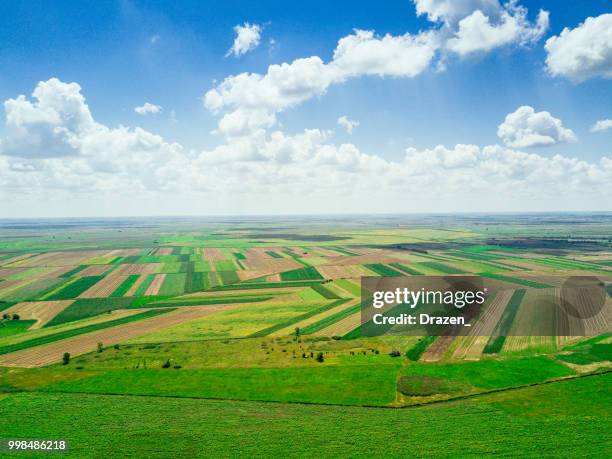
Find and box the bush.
[397,376,468,396]
[331,336,342,340]
[97,342,104,353]
[11,313,20,320]
[162,359,171,368]
[389,350,401,357]
[315,352,324,363]
[62,352,70,365]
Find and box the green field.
[0,215,610,457]
[1,373,609,457]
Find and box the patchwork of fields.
[0,216,610,456]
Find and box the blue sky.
[0,1,611,216]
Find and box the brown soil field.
[0,309,143,348]
[420,336,455,362]
[179,287,300,298]
[79,274,126,299]
[104,248,141,257]
[3,301,74,329]
[0,267,27,277]
[125,275,146,296]
[155,247,174,256]
[323,253,401,266]
[113,263,159,276]
[145,274,166,296]
[312,312,361,337]
[271,299,360,337]
[202,248,226,263]
[0,254,37,266]
[0,306,234,367]
[452,290,514,360]
[236,270,269,281]
[317,265,372,279]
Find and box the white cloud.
[227,23,262,57]
[134,102,162,115]
[205,29,438,136]
[414,0,502,25]
[1,78,96,158]
[545,14,612,82]
[445,3,548,56]
[205,1,548,138]
[150,35,160,44]
[590,119,612,133]
[497,106,577,148]
[337,116,359,134]
[332,29,439,77]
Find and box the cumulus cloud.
[545,14,612,82]
[205,1,547,137]
[446,6,548,56]
[1,78,96,158]
[134,102,162,115]
[0,78,185,196]
[414,0,548,56]
[497,106,577,148]
[227,23,262,57]
[590,119,612,133]
[414,0,501,25]
[337,116,359,134]
[0,82,611,214]
[205,29,438,136]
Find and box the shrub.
[315,352,324,363]
[162,359,171,368]
[97,342,104,353]
[62,352,70,365]
[12,313,20,320]
[389,350,401,357]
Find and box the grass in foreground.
[0,373,609,458]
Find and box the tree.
[11,313,20,320]
[315,352,324,363]
[97,342,104,353]
[62,353,70,365]
[294,327,300,338]
[162,359,171,368]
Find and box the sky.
[0,0,611,217]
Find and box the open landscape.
[1,1,611,455]
[0,214,610,456]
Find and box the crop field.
[0,215,610,456]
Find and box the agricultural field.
[0,214,610,456]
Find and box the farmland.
[0,214,610,456]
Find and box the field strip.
[0,309,170,357]
[452,290,514,360]
[270,299,360,337]
[0,305,236,367]
[2,301,73,329]
[248,299,350,337]
[312,312,361,337]
[420,336,454,362]
[179,287,301,298]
